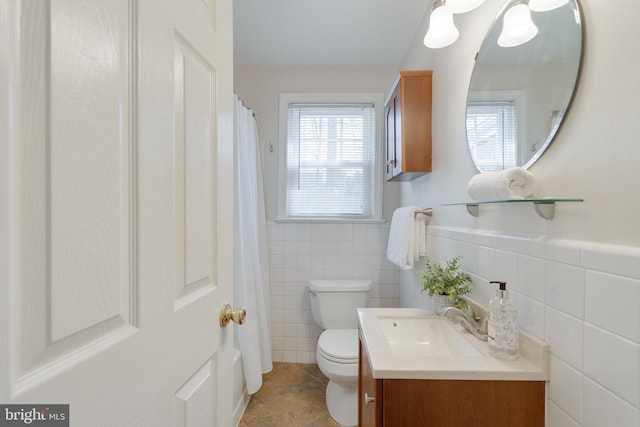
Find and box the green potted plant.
[418,255,472,313]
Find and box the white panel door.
[0,0,235,425]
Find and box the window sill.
[273,218,387,224]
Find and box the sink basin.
[378,315,482,358]
[358,307,549,381]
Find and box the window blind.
[466,101,517,171]
[286,103,376,218]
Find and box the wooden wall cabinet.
[358,340,545,427]
[384,70,433,182]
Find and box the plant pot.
[432,294,455,315]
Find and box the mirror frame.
[466,0,584,172]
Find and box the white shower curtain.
[234,95,273,394]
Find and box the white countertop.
[358,308,549,381]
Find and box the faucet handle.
[467,306,489,334]
[478,316,489,334]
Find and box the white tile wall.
[548,355,583,424]
[545,262,586,319]
[424,226,640,427]
[545,307,584,370]
[583,379,640,427]
[268,221,400,363]
[547,400,581,427]
[584,325,640,408]
[585,271,640,342]
[517,295,546,338]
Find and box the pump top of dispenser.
[490,281,508,298]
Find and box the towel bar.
[415,208,433,217]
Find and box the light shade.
[446,0,486,14]
[497,3,539,47]
[528,0,569,12]
[424,5,459,49]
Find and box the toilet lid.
[318,329,359,363]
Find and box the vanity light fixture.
[528,0,568,12]
[423,0,459,49]
[497,0,538,48]
[447,0,485,14]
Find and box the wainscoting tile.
[495,250,518,293]
[548,355,583,423]
[584,325,640,408]
[546,261,586,320]
[545,307,584,370]
[546,400,580,427]
[477,246,496,280]
[583,378,640,427]
[585,270,640,343]
[518,255,546,302]
[580,242,640,280]
[532,237,581,266]
[517,295,545,339]
[497,232,534,255]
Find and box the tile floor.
[239,362,342,427]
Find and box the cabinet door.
[392,92,403,178]
[359,341,382,427]
[382,379,545,426]
[385,89,403,181]
[385,104,395,181]
[384,70,432,181]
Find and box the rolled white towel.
[467,167,536,201]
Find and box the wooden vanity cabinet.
[384,70,432,182]
[358,340,545,427]
[359,340,382,426]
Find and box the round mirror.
[466,0,582,172]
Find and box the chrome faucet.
[440,306,489,341]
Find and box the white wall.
[400,0,640,245]
[398,0,640,426]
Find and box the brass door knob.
[219,304,247,327]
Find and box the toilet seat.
[317,329,358,364]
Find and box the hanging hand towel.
[467,167,537,201]
[387,206,420,270]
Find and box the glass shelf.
[443,198,584,220]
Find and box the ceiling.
[233,0,432,68]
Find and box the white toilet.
[308,279,372,427]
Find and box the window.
[466,101,517,171]
[466,91,526,171]
[278,93,383,221]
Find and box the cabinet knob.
[364,393,375,404]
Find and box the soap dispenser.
[488,281,519,360]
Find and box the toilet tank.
[308,279,372,329]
